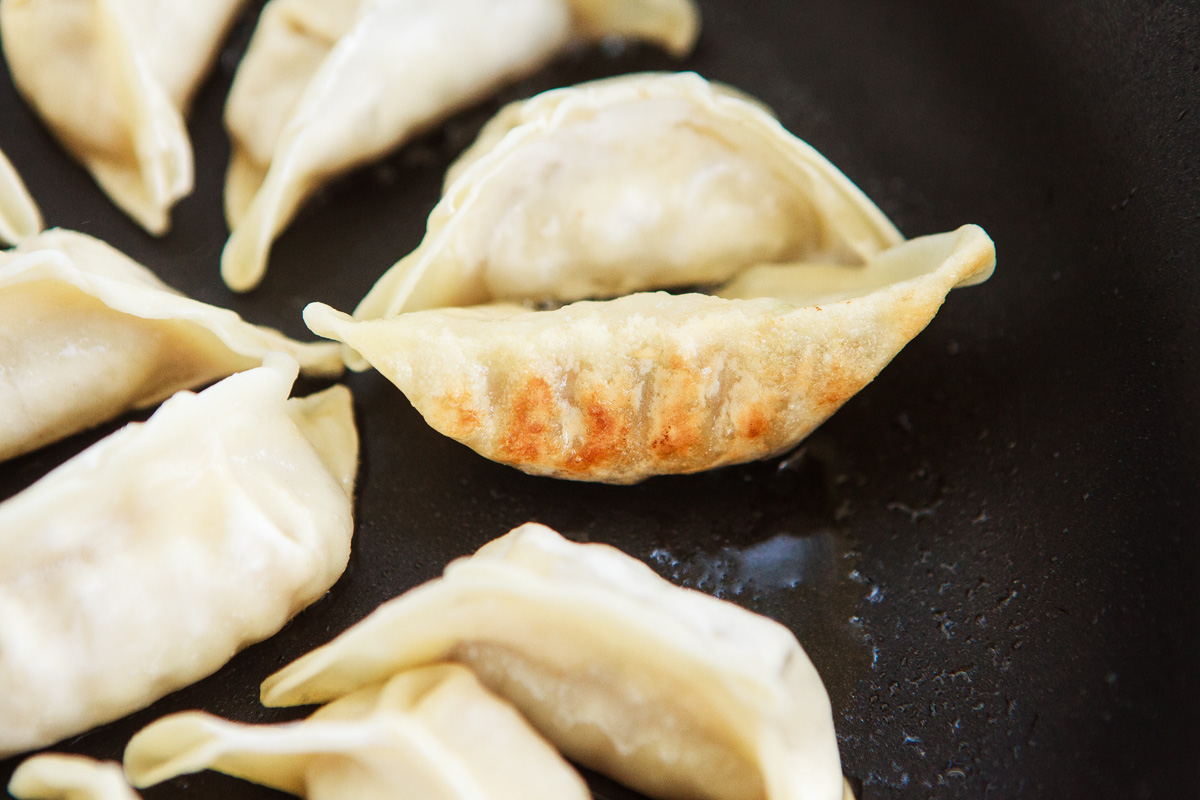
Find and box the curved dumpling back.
[0,355,358,758]
[124,665,589,800]
[0,0,247,234]
[0,146,42,245]
[220,0,700,292]
[8,755,141,800]
[262,522,844,800]
[353,72,903,320]
[306,225,995,484]
[0,228,342,462]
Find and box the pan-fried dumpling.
[124,665,589,800]
[0,146,42,244]
[352,72,903,321]
[306,225,995,484]
[0,228,342,462]
[0,355,358,758]
[0,0,248,233]
[262,522,844,800]
[9,755,141,800]
[220,0,700,291]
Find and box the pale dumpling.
[0,146,42,245]
[262,522,844,800]
[306,225,995,484]
[9,755,141,800]
[220,0,700,291]
[124,665,589,800]
[352,71,904,320]
[0,355,358,757]
[0,0,248,233]
[0,228,342,462]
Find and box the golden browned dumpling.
[308,225,994,484]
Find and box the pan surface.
[1,0,1197,797]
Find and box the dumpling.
[305,225,994,484]
[0,355,358,758]
[0,0,248,233]
[309,73,993,482]
[352,72,904,320]
[220,0,700,291]
[9,755,140,800]
[261,522,845,800]
[0,228,342,462]
[124,664,589,800]
[0,146,42,245]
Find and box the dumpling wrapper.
[0,0,247,233]
[0,146,42,245]
[220,0,699,291]
[0,228,342,462]
[9,755,141,800]
[352,71,904,321]
[0,354,358,758]
[262,522,844,800]
[124,664,589,800]
[306,225,995,484]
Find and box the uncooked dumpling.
[124,665,589,800]
[0,355,358,757]
[0,228,342,462]
[262,522,844,800]
[352,71,904,320]
[8,755,141,800]
[0,146,42,244]
[0,0,248,233]
[306,225,995,484]
[220,0,700,291]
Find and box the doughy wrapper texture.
[9,755,141,800]
[124,664,589,800]
[307,226,995,484]
[352,72,904,320]
[0,0,247,233]
[0,356,358,757]
[0,228,342,463]
[220,0,699,291]
[262,522,844,800]
[0,146,42,245]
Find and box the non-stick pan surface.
[1,1,1197,797]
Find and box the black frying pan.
[1,0,1197,797]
